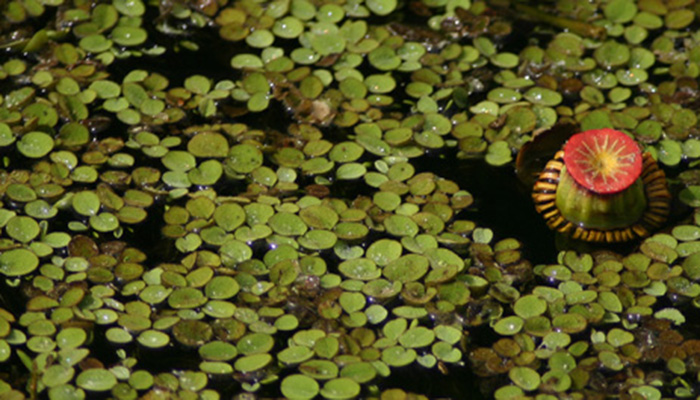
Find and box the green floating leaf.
[76,369,117,391]
[5,216,40,243]
[654,307,686,325]
[320,377,361,400]
[274,17,305,39]
[398,326,435,348]
[237,333,274,355]
[0,123,15,147]
[111,26,147,46]
[17,131,54,158]
[509,367,541,391]
[680,186,700,207]
[42,365,75,388]
[234,353,272,372]
[665,9,695,29]
[199,341,238,361]
[485,141,513,166]
[0,249,39,277]
[137,330,170,348]
[282,374,320,400]
[188,132,229,158]
[493,316,524,336]
[513,295,547,318]
[366,0,397,16]
[604,0,637,24]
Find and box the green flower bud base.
[556,165,647,230]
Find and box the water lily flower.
[533,128,670,242]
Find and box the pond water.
[3,0,700,399]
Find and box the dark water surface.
[5,5,699,398]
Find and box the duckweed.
[2,0,700,398]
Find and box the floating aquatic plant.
[533,128,671,242]
[3,0,700,398]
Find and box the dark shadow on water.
[418,152,558,265]
[380,364,485,400]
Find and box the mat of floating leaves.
[3,0,700,398]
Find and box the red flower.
[563,128,642,195]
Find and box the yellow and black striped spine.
[532,151,671,243]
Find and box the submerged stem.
[491,1,606,39]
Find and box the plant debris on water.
[3,0,700,399]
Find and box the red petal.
[563,128,642,194]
